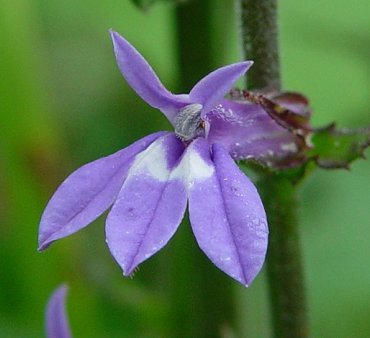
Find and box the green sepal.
[308,124,370,169]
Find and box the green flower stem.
[169,1,236,337]
[259,174,308,338]
[237,1,309,337]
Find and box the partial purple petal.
[106,133,187,275]
[45,285,71,338]
[110,31,189,123]
[38,132,165,250]
[187,139,268,286]
[206,99,304,166]
[189,62,253,118]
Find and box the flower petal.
[45,285,71,338]
[189,62,253,118]
[110,31,189,123]
[38,132,164,250]
[206,99,304,167]
[188,139,268,286]
[105,133,187,275]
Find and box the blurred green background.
[0,0,369,337]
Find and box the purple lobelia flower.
[45,285,72,338]
[37,31,282,287]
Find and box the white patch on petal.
[172,144,214,186]
[188,149,214,180]
[128,137,170,181]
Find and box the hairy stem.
[237,1,309,337]
[237,0,280,91]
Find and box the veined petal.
[188,140,268,286]
[106,133,187,275]
[45,285,71,338]
[38,132,165,250]
[110,31,189,123]
[189,62,253,118]
[206,99,304,166]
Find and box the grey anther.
[174,103,203,141]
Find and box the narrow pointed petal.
[45,285,71,338]
[188,140,268,286]
[189,62,253,117]
[206,99,304,167]
[38,132,165,250]
[106,133,187,275]
[110,31,189,122]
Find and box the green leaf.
[308,124,370,169]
